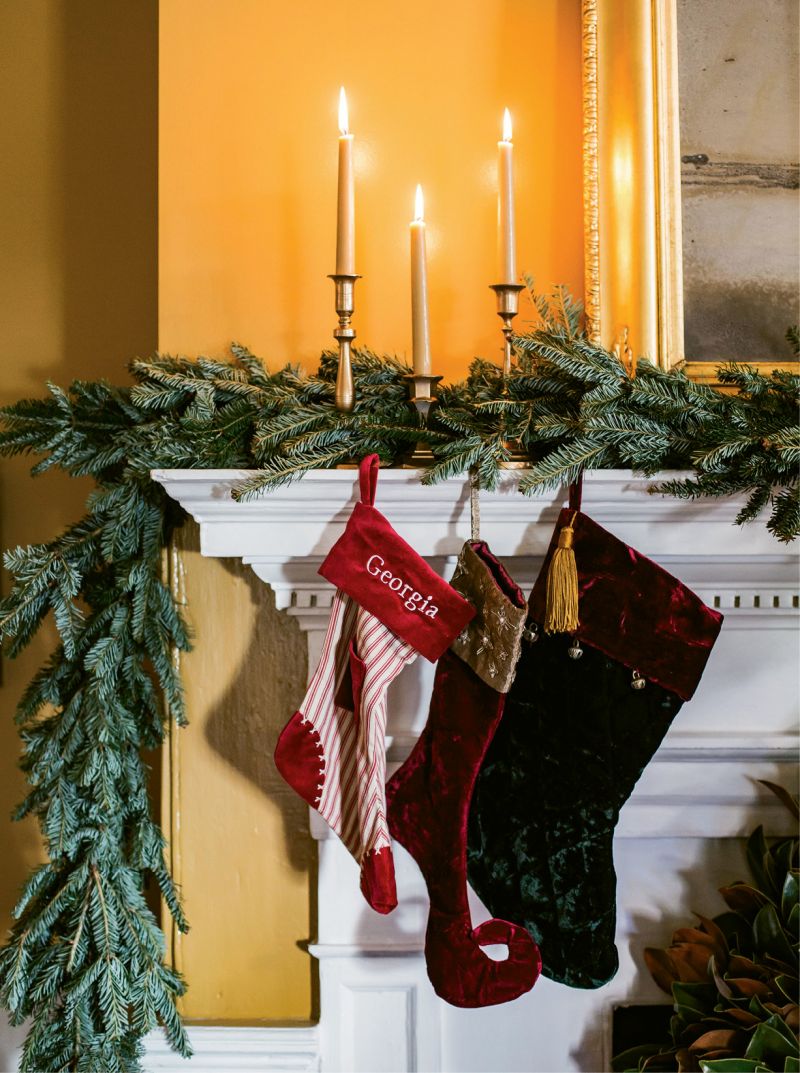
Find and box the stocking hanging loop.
[359,453,379,506]
[469,468,481,542]
[568,473,583,512]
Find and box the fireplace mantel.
[150,467,798,1073]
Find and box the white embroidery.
[365,554,439,618]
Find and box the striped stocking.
[275,588,417,914]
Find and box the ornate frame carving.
[582,0,682,367]
[582,0,797,380]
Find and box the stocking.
[386,540,542,1007]
[275,590,417,913]
[467,499,723,988]
[276,455,474,914]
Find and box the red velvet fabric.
[529,508,723,701]
[319,456,475,662]
[274,710,324,807]
[386,543,541,1008]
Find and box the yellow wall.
[164,527,313,1022]
[0,0,157,933]
[159,0,585,381]
[1,0,585,1031]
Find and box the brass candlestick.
[490,282,529,466]
[490,282,526,376]
[402,371,443,467]
[329,273,360,412]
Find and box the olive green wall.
[0,3,158,1047]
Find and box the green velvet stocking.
[466,632,683,989]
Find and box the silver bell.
[567,639,584,660]
[522,623,539,644]
[631,670,646,690]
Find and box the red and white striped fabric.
[274,588,417,914]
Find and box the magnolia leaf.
[610,1043,665,1072]
[695,914,731,962]
[785,1057,800,1072]
[720,885,773,921]
[781,872,800,922]
[668,942,716,981]
[728,978,773,998]
[753,904,796,965]
[711,955,735,1000]
[689,1030,747,1052]
[758,780,800,821]
[645,947,679,994]
[763,1014,800,1049]
[727,954,767,978]
[722,1008,761,1027]
[699,1060,764,1072]
[673,981,718,1014]
[788,903,800,939]
[715,911,756,957]
[674,928,720,949]
[745,1022,799,1062]
[746,827,775,899]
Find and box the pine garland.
[0,292,797,1071]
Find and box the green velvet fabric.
[466,632,682,989]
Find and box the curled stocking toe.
[387,541,541,1008]
[425,913,542,1009]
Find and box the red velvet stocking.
[386,541,542,1008]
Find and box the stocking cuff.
[319,457,475,662]
[529,509,723,701]
[449,541,527,691]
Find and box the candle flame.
[502,107,513,142]
[338,87,349,135]
[414,184,425,222]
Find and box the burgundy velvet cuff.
[529,508,723,701]
[319,456,475,662]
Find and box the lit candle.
[410,185,431,376]
[336,87,355,275]
[497,107,517,284]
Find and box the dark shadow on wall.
[0,0,158,949]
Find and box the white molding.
[151,467,794,560]
[144,1026,319,1072]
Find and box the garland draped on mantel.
[0,291,797,1072]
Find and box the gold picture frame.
[581,0,797,383]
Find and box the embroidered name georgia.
[365,555,439,617]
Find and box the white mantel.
[146,468,798,1073]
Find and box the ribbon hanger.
[469,468,481,542]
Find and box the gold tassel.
[544,513,580,634]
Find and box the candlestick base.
[329,273,361,413]
[499,439,531,468]
[401,372,443,468]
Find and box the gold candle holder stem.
[489,283,526,377]
[489,282,528,467]
[402,372,443,467]
[329,273,360,412]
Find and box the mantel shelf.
[152,467,791,563]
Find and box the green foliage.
[0,289,797,1070]
[0,381,192,1072]
[612,783,800,1073]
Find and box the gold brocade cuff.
[449,541,527,692]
